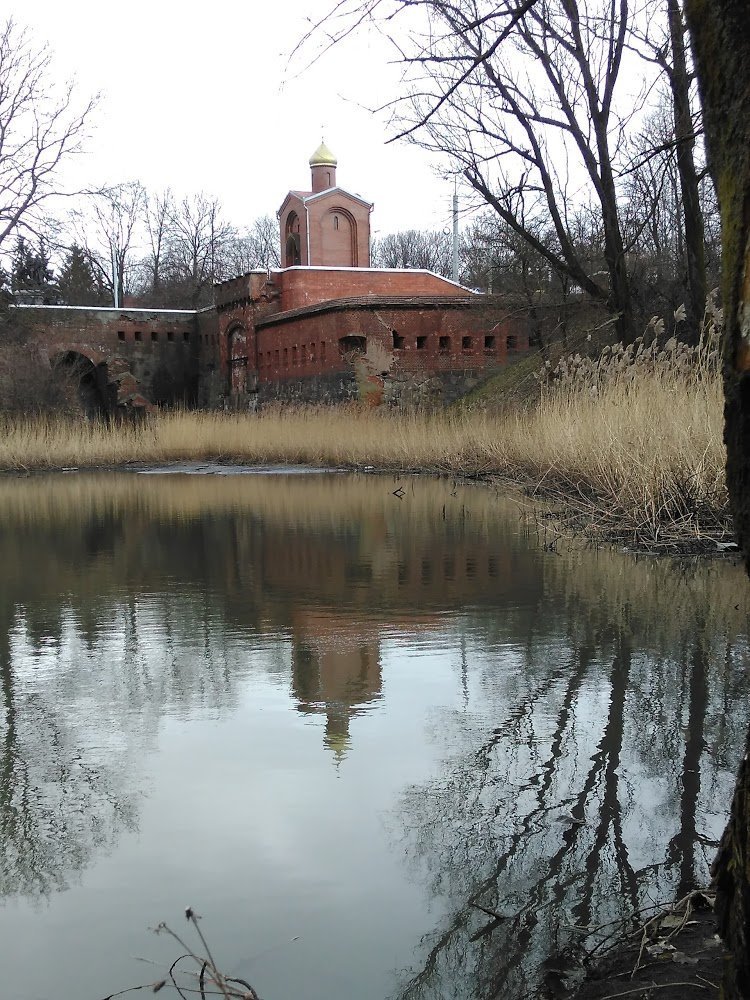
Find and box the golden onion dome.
[309,140,338,167]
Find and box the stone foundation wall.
[252,364,495,409]
[256,370,359,407]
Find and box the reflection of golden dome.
[309,140,337,167]
[324,711,351,762]
[325,728,351,761]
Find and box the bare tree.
[629,0,707,343]
[221,214,281,276]
[143,188,174,295]
[620,94,691,324]
[302,0,650,343]
[0,18,97,254]
[372,228,453,274]
[244,214,281,271]
[164,193,232,307]
[664,0,706,341]
[70,181,146,306]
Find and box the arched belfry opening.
[285,212,301,267]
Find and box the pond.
[0,469,747,1000]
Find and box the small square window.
[484,335,496,351]
[167,331,175,342]
[151,331,158,342]
[507,334,518,350]
[393,331,405,349]
[462,336,473,351]
[134,330,142,342]
[117,331,125,342]
[416,336,427,350]
[183,331,190,342]
[439,336,450,353]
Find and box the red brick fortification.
[214,267,528,402]
[13,143,532,410]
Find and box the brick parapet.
[275,267,472,311]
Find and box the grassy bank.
[0,343,728,548]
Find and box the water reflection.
[292,622,382,760]
[393,551,749,999]
[0,471,747,1000]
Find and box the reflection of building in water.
[258,515,541,763]
[260,521,538,612]
[291,611,383,762]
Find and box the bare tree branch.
[0,18,98,254]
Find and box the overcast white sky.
[12,0,463,239]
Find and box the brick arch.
[50,343,107,366]
[321,206,358,267]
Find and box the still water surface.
[0,470,748,1000]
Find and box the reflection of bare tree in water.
[0,617,137,899]
[0,583,256,902]
[393,601,748,1000]
[664,630,708,896]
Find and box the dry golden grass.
[0,407,497,473]
[511,333,728,544]
[0,343,729,545]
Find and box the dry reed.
[0,333,730,546]
[515,328,728,545]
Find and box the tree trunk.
[668,0,707,345]
[684,3,750,996]
[598,148,637,344]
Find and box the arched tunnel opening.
[53,352,112,418]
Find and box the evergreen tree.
[56,244,108,306]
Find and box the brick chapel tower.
[278,141,373,268]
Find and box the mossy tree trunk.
[684,3,750,996]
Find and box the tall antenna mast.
[452,175,459,284]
